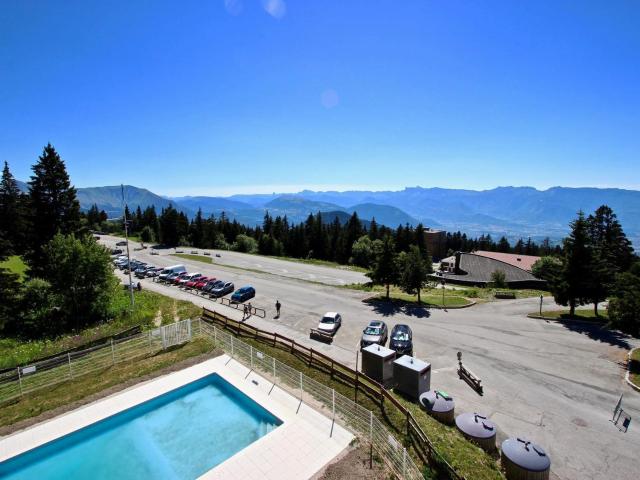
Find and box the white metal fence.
[0,319,194,405]
[198,320,425,480]
[1,318,424,479]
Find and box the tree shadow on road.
[363,298,431,319]
[558,321,633,350]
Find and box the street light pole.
[121,184,135,309]
[539,295,543,316]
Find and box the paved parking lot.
[104,236,640,480]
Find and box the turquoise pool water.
[0,374,281,479]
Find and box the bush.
[16,278,62,337]
[232,234,258,254]
[490,269,507,289]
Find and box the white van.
[158,264,186,281]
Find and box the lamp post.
[121,185,134,309]
[539,295,543,316]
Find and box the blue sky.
[1,1,639,196]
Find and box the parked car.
[145,267,163,278]
[360,320,388,349]
[389,324,413,356]
[158,264,186,281]
[210,281,234,297]
[231,286,255,303]
[116,240,127,246]
[202,279,223,293]
[166,271,187,284]
[110,248,123,255]
[178,273,202,287]
[185,274,207,289]
[195,277,213,290]
[172,272,190,285]
[317,312,342,336]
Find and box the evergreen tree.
[497,236,511,253]
[585,205,634,316]
[367,235,399,299]
[608,263,640,335]
[86,203,101,228]
[397,245,433,303]
[159,205,180,246]
[0,161,26,255]
[554,212,593,316]
[26,144,81,274]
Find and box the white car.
[317,312,342,336]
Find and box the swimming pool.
[0,374,282,479]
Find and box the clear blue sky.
[1,1,638,196]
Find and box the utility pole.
[122,184,135,309]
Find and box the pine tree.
[554,212,593,316]
[26,144,81,274]
[397,245,432,303]
[586,205,634,316]
[367,234,399,299]
[0,161,26,255]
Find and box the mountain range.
[15,181,640,247]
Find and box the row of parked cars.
[313,312,414,356]
[155,264,256,303]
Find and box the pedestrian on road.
[247,302,252,318]
[275,300,281,318]
[242,304,248,321]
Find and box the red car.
[195,277,214,290]
[186,275,208,289]
[172,272,189,285]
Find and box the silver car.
[360,320,388,349]
[317,312,342,336]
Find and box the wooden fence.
[201,307,464,480]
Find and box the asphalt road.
[103,235,640,480]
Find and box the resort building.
[436,251,545,288]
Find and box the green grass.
[0,255,27,280]
[172,253,213,264]
[219,327,503,480]
[0,337,216,429]
[266,255,368,272]
[346,284,472,307]
[0,289,202,370]
[630,348,640,388]
[535,309,608,322]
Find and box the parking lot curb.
[626,348,640,393]
[526,313,607,326]
[363,295,476,310]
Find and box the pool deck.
[0,355,354,479]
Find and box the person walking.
[275,299,281,318]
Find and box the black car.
[389,324,413,356]
[116,240,127,246]
[210,281,234,297]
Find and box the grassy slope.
[0,289,201,369]
[231,331,503,480]
[0,337,216,429]
[0,255,27,280]
[172,253,213,264]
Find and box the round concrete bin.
[455,412,497,452]
[418,390,455,425]
[501,437,551,480]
